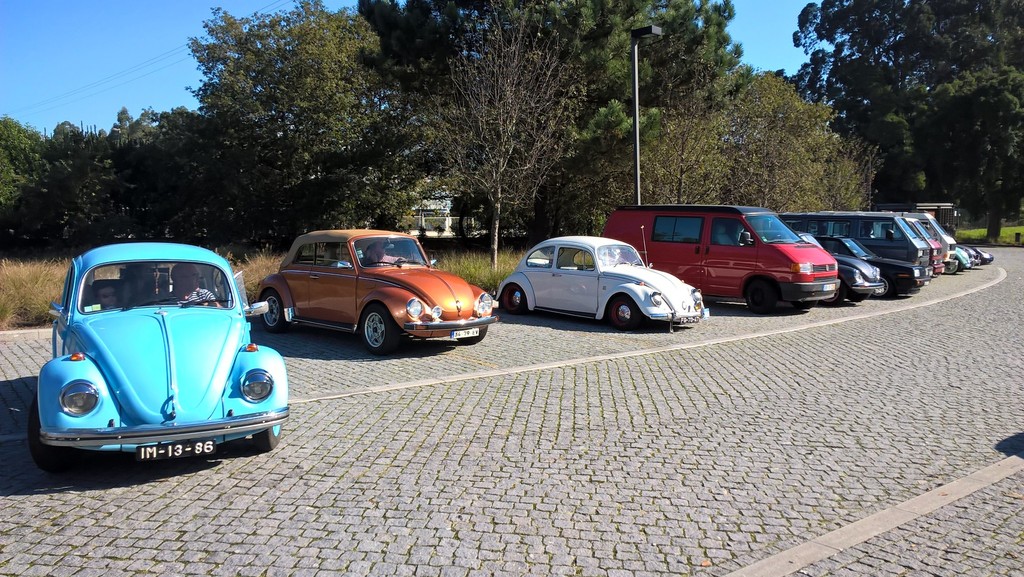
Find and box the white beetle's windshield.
[597,244,644,267]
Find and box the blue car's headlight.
[60,381,99,416]
[475,293,494,316]
[241,369,274,402]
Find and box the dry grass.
[0,258,69,330]
[0,248,517,330]
[431,249,520,294]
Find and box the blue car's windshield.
[80,261,233,313]
[747,214,804,244]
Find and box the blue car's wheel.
[28,399,76,473]
[252,425,281,452]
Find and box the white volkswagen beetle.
[497,236,707,331]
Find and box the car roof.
[291,229,410,245]
[615,204,773,215]
[535,236,635,250]
[76,242,230,271]
[284,229,416,263]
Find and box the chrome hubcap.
[365,312,386,347]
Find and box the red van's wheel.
[607,296,642,331]
[745,280,779,314]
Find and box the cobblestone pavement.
[0,249,1021,576]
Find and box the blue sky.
[0,0,811,134]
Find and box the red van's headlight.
[790,263,813,274]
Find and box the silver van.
[781,211,933,276]
[898,212,960,273]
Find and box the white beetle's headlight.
[406,298,423,319]
[475,293,494,316]
[431,305,443,320]
[60,381,99,416]
[691,288,703,305]
[241,369,274,402]
[650,292,664,307]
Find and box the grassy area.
[0,248,520,331]
[955,225,1024,244]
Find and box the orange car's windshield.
[355,237,427,267]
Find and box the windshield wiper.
[181,298,230,308]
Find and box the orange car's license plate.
[451,328,480,339]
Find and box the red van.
[602,205,839,313]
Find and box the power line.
[8,0,298,120]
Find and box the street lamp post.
[631,25,662,206]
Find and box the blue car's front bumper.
[40,408,289,448]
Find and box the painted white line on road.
[292,267,1006,405]
[291,267,1014,576]
[723,453,1024,577]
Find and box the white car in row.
[497,236,708,331]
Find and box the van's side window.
[652,216,702,243]
[829,221,851,236]
[710,218,745,246]
[858,219,903,240]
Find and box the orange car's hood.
[371,267,484,320]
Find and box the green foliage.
[190,1,421,245]
[795,0,1024,234]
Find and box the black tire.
[945,259,959,274]
[500,284,528,314]
[792,301,818,310]
[879,275,898,299]
[820,282,847,306]
[260,289,290,333]
[744,279,779,314]
[456,325,488,346]
[607,295,642,331]
[847,291,870,303]
[28,398,76,473]
[252,425,282,452]
[360,303,402,355]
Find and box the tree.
[431,11,580,268]
[0,117,44,232]
[358,0,745,241]
[794,0,1024,227]
[190,0,418,245]
[926,68,1024,241]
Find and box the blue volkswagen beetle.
[29,243,289,472]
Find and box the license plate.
[451,327,480,339]
[136,439,216,461]
[822,283,836,292]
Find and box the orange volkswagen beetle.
[257,230,497,355]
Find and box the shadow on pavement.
[995,432,1024,456]
[0,437,266,497]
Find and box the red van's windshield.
[747,214,804,244]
